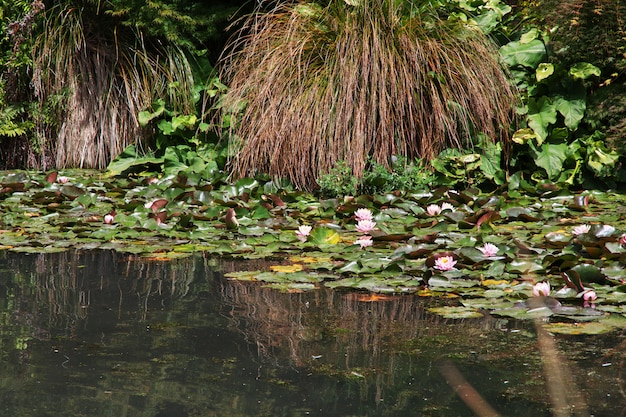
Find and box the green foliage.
[362,157,436,194]
[317,157,438,197]
[102,0,244,55]
[0,104,34,138]
[499,27,624,188]
[112,58,231,182]
[317,161,360,198]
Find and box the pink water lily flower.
[583,290,597,308]
[104,214,115,224]
[355,208,373,222]
[620,234,626,245]
[434,256,456,271]
[426,204,441,216]
[572,224,591,236]
[355,235,373,248]
[295,225,312,242]
[532,281,551,297]
[356,219,376,233]
[478,243,499,257]
[583,290,597,302]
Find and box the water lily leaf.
[264,282,317,292]
[309,227,341,245]
[427,306,483,319]
[566,264,606,286]
[544,232,572,248]
[505,207,541,221]
[270,264,304,273]
[590,224,616,238]
[543,317,624,335]
[59,184,85,199]
[507,259,544,273]
[428,276,477,288]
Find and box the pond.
[0,250,624,417]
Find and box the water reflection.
[0,251,624,416]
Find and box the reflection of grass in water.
[219,275,626,414]
[4,250,198,334]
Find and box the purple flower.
[478,243,499,257]
[355,208,373,222]
[532,281,551,297]
[295,225,312,242]
[355,235,373,248]
[434,256,456,271]
[356,219,376,233]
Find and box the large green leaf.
[106,145,164,176]
[527,97,557,144]
[535,63,554,81]
[553,96,586,130]
[532,142,569,180]
[480,142,505,185]
[569,62,601,80]
[499,39,546,69]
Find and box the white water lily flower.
[355,235,373,248]
[532,281,551,297]
[572,224,591,236]
[356,219,376,233]
[426,204,441,216]
[295,225,312,242]
[354,208,373,222]
[440,202,455,212]
[478,243,499,257]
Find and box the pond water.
[0,250,624,417]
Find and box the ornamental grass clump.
[220,0,517,190]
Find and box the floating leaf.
[270,264,304,273]
[309,227,342,245]
[428,306,483,319]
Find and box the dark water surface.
[0,250,624,417]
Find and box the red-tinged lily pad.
[562,264,606,293]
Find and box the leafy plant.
[0,104,33,138]
[499,28,623,188]
[317,161,360,198]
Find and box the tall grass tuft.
[32,3,196,169]
[220,0,518,190]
